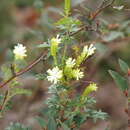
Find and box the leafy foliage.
[109,59,129,91]
[5,123,32,130]
[109,70,128,91]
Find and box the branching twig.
[0,52,47,89]
[0,90,9,111]
[90,0,116,20]
[70,0,116,37]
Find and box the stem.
[62,44,67,65]
[0,90,10,117]
[54,56,58,66]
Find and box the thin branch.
[90,0,116,20]
[69,0,116,37]
[0,90,9,112]
[0,52,47,88]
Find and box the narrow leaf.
[118,59,129,73]
[36,116,47,128]
[103,31,124,42]
[108,70,128,91]
[48,117,57,130]
[37,43,50,48]
[61,123,70,130]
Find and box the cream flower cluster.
[47,67,63,84]
[47,44,95,85]
[47,66,84,84]
[13,43,27,60]
[83,44,96,57]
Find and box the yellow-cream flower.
[13,43,27,60]
[47,67,63,84]
[81,83,98,102]
[83,44,96,57]
[50,35,61,57]
[66,58,76,68]
[51,35,61,45]
[73,69,84,80]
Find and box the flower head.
[83,44,96,57]
[81,83,98,102]
[50,35,61,57]
[66,58,76,68]
[73,69,84,80]
[47,67,63,84]
[82,83,98,97]
[13,43,27,60]
[51,35,61,45]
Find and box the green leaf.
[108,70,128,91]
[36,116,47,128]
[95,43,109,56]
[35,73,46,80]
[0,94,12,112]
[65,0,71,16]
[5,122,32,130]
[47,117,57,130]
[37,43,50,48]
[56,17,81,32]
[9,88,32,98]
[1,64,12,80]
[61,123,70,130]
[103,31,124,42]
[56,17,81,27]
[118,59,129,73]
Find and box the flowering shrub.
[0,0,129,129]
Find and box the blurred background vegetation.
[0,0,130,130]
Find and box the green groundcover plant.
[0,0,129,129]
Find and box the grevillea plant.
[0,0,124,129]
